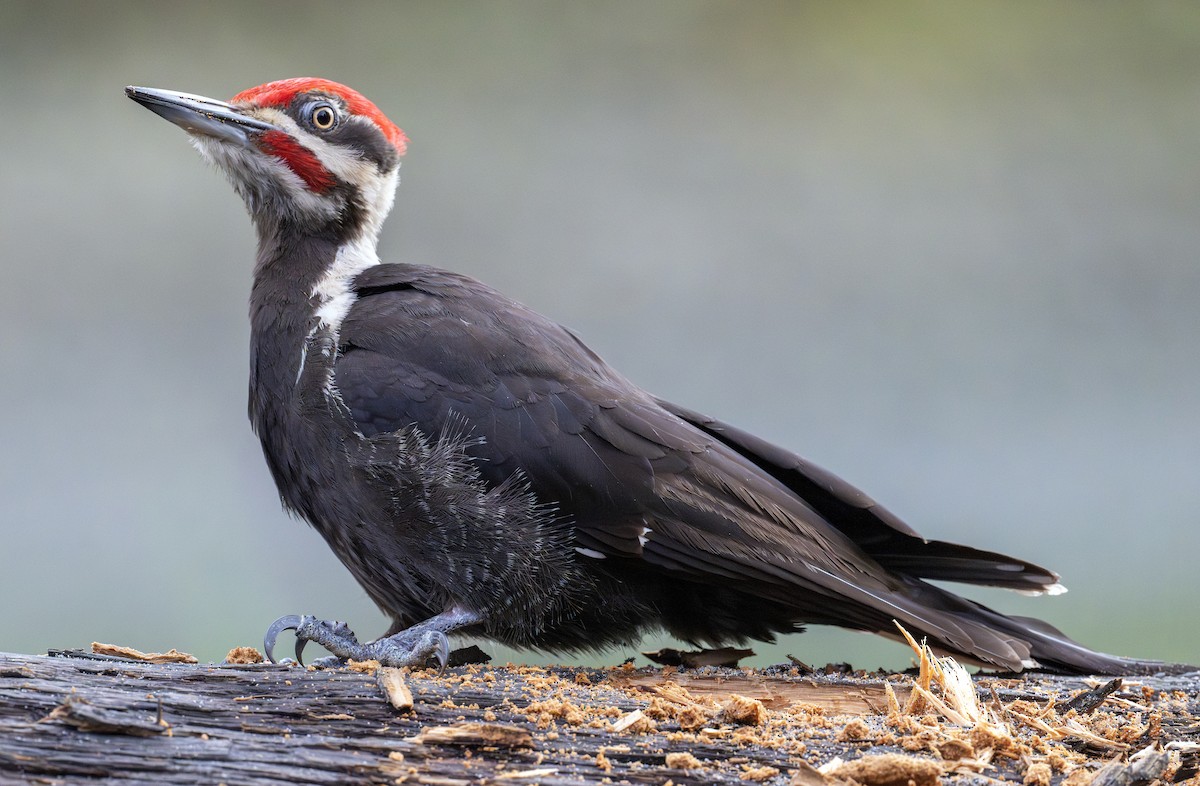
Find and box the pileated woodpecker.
[127,78,1168,674]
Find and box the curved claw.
[433,632,451,674]
[264,614,303,664]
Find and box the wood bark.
[1,650,1196,785]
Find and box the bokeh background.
[2,1,1197,670]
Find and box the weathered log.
[1,650,1196,784]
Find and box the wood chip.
[224,646,263,665]
[665,751,704,770]
[935,738,975,761]
[791,760,839,786]
[837,718,872,741]
[412,722,533,748]
[721,693,767,726]
[90,642,197,664]
[1023,760,1052,786]
[1063,677,1122,714]
[495,768,557,780]
[378,667,414,712]
[741,764,781,782]
[610,708,655,734]
[824,753,942,786]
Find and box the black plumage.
[126,79,1180,675]
[325,263,1144,672]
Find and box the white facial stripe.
[233,108,402,334]
[191,135,336,226]
[251,108,399,243]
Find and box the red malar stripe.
[258,131,336,193]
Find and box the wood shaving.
[90,642,197,664]
[412,722,533,748]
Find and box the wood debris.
[721,693,768,726]
[5,646,1197,784]
[223,646,263,665]
[822,752,941,786]
[740,763,781,781]
[664,751,704,769]
[610,708,655,733]
[90,642,197,664]
[642,646,755,668]
[1063,677,1122,713]
[377,667,414,712]
[44,695,169,737]
[412,722,533,748]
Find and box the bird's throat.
[247,232,375,429]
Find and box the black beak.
[126,86,276,146]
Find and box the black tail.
[891,577,1190,675]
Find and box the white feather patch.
[313,234,380,331]
[1015,582,1069,597]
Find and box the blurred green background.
[1,1,1197,670]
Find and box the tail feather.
[889,578,1190,675]
[874,539,1064,594]
[990,613,1187,675]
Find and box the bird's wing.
[337,265,889,593]
[655,400,1062,594]
[333,264,1061,666]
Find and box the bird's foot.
[264,614,364,667]
[264,608,481,670]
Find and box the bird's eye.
[311,104,338,131]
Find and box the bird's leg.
[366,607,482,669]
[264,608,481,669]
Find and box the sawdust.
[740,764,780,781]
[522,697,586,727]
[722,693,768,726]
[664,751,703,770]
[824,752,941,786]
[837,717,872,741]
[1023,760,1052,786]
[222,646,263,665]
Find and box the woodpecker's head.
[127,78,407,244]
